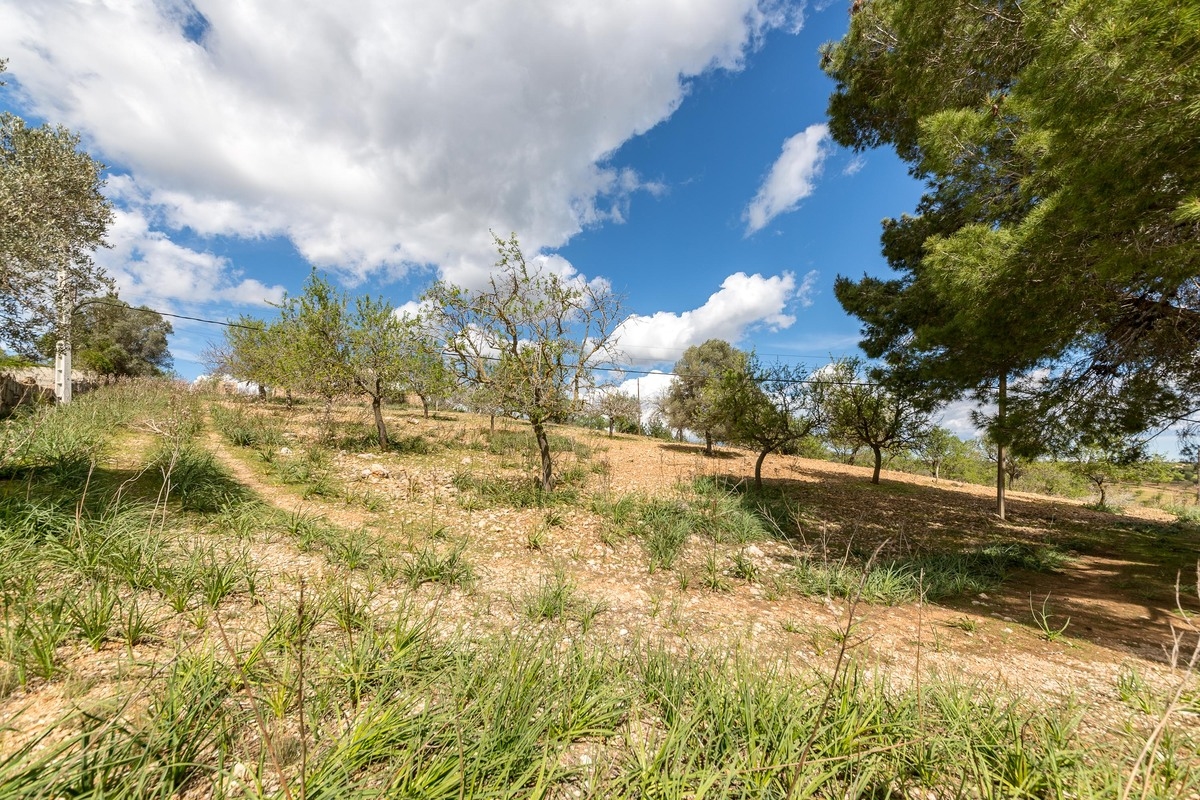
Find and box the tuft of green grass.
[784,543,1071,605]
[452,471,579,509]
[329,583,375,634]
[1030,594,1071,642]
[272,445,340,498]
[1117,667,1159,714]
[520,567,605,626]
[324,529,387,571]
[730,550,759,583]
[700,550,731,593]
[400,543,474,590]
[642,508,690,572]
[68,578,119,650]
[210,403,284,449]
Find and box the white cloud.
[615,370,676,422]
[99,205,286,310]
[615,270,812,363]
[393,300,426,321]
[1,0,806,286]
[936,399,985,441]
[744,123,830,234]
[842,155,865,176]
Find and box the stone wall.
[0,367,97,416]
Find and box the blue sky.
[0,0,947,425]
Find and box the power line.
[74,299,265,330]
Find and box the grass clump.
[391,434,435,455]
[593,484,777,572]
[270,445,340,498]
[641,502,691,572]
[522,568,607,630]
[210,403,285,449]
[152,442,250,512]
[785,543,1071,605]
[452,470,579,509]
[400,543,474,590]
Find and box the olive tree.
[662,339,747,455]
[719,356,819,488]
[1,60,113,354]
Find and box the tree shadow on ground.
[658,443,739,459]
[0,456,254,516]
[704,460,1200,662]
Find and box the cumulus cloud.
[0,0,806,286]
[98,204,286,310]
[614,270,814,364]
[744,123,830,234]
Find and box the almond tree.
[594,388,641,437]
[348,294,407,449]
[422,232,622,491]
[915,426,957,482]
[718,355,818,489]
[394,315,457,418]
[812,359,931,485]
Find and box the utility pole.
[54,263,72,404]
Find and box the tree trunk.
[490,413,495,434]
[321,395,335,443]
[420,395,430,418]
[754,448,770,489]
[705,431,713,456]
[608,421,615,437]
[372,385,388,450]
[532,419,554,492]
[871,445,883,484]
[933,463,940,482]
[996,372,1007,520]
